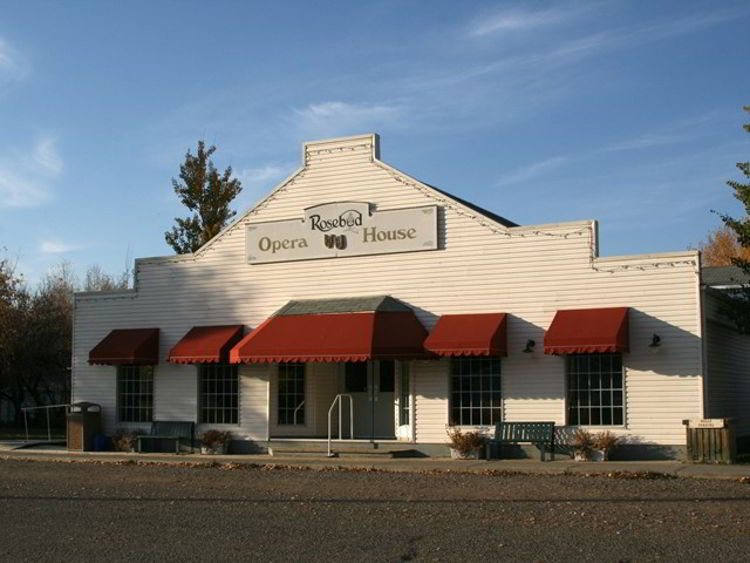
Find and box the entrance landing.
[267,439,429,458]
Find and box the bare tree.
[0,251,30,424]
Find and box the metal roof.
[275,295,413,316]
[701,265,750,286]
[425,183,518,228]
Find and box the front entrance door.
[343,361,396,439]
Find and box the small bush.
[200,430,232,448]
[446,427,487,456]
[568,428,595,453]
[593,430,621,452]
[112,429,141,452]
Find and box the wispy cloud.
[238,162,295,186]
[597,134,686,153]
[494,109,714,187]
[33,137,64,175]
[451,7,746,105]
[0,38,14,70]
[0,136,63,207]
[468,7,570,37]
[291,101,404,138]
[496,156,569,187]
[546,8,746,60]
[39,239,84,254]
[0,36,28,90]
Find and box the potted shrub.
[200,430,232,455]
[446,427,487,460]
[112,429,141,452]
[568,428,594,461]
[591,431,620,461]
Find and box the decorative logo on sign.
[323,234,347,250]
[246,201,437,264]
[310,209,363,233]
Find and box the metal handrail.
[21,404,71,443]
[293,400,305,425]
[327,394,354,457]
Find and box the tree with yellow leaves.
[698,224,750,266]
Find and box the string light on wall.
[191,143,700,277]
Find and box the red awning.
[88,328,160,365]
[230,312,429,363]
[168,325,244,364]
[424,313,507,357]
[544,307,629,355]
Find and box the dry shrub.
[112,429,142,452]
[446,427,487,456]
[568,428,595,453]
[593,431,621,452]
[200,430,232,448]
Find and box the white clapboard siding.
[73,134,703,446]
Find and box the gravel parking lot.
[1,458,749,562]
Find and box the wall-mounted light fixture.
[648,333,661,349]
[523,339,536,353]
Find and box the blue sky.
[1,1,748,285]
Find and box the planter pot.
[591,448,609,462]
[201,443,228,455]
[450,447,481,460]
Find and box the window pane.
[344,362,367,392]
[117,365,154,423]
[449,357,502,425]
[579,409,590,425]
[613,408,623,425]
[566,353,624,427]
[379,361,395,392]
[590,408,601,425]
[569,407,579,425]
[198,364,238,425]
[277,362,305,425]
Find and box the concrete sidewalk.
[2,446,750,481]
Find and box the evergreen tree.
[165,141,243,254]
[718,106,750,332]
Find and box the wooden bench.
[137,420,194,454]
[487,421,556,461]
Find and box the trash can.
[67,402,102,451]
[683,418,736,463]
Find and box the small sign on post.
[683,419,728,429]
[682,418,735,463]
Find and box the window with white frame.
[449,357,502,426]
[566,353,624,425]
[277,362,305,425]
[199,364,239,424]
[117,365,153,423]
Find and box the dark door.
[343,361,396,439]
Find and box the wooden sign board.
[684,419,726,429]
[246,202,438,264]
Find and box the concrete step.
[267,447,334,458]
[268,445,421,459]
[268,440,416,451]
